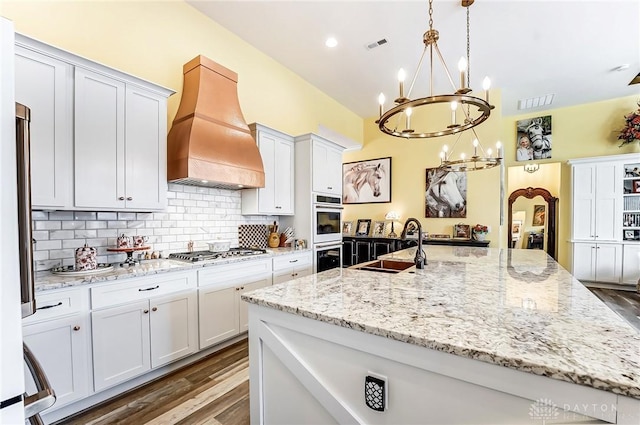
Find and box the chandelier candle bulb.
[496,141,502,158]
[378,93,385,118]
[450,101,458,125]
[405,107,413,131]
[458,57,467,90]
[398,68,406,99]
[487,148,493,158]
[473,138,478,156]
[482,76,491,103]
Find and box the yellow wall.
[4,1,639,271]
[502,95,640,269]
[0,0,363,142]
[343,90,504,246]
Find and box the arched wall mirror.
[508,187,558,259]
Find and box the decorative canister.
[268,232,280,248]
[75,243,97,271]
[117,233,131,248]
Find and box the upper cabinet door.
[15,47,72,209]
[257,132,277,213]
[312,139,342,196]
[124,86,167,210]
[572,164,596,240]
[274,138,294,213]
[74,68,126,210]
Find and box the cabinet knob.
[73,326,80,331]
[127,197,133,201]
[143,309,149,314]
[240,286,245,290]
[118,196,125,201]
[152,307,158,312]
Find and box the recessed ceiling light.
[325,37,338,48]
[613,64,630,72]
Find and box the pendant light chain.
[466,5,471,118]
[428,0,434,32]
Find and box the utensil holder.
[268,232,280,248]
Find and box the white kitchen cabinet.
[198,259,272,349]
[22,288,91,411]
[75,69,167,211]
[272,251,313,285]
[572,242,622,283]
[571,162,620,241]
[311,136,343,196]
[92,289,198,392]
[622,243,640,285]
[14,46,73,209]
[242,123,294,215]
[91,271,198,391]
[15,33,173,212]
[92,299,151,392]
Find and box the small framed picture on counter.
[356,219,371,236]
[372,221,385,237]
[342,221,353,235]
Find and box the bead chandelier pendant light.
[438,0,502,172]
[376,0,493,139]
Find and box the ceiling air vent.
[366,39,388,50]
[517,94,555,110]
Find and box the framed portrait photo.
[512,220,523,238]
[343,157,391,204]
[372,221,386,237]
[355,219,372,236]
[453,223,471,239]
[342,221,353,235]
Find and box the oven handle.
[314,204,344,210]
[314,242,343,249]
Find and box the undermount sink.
[350,259,415,274]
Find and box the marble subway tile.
[35,221,61,230]
[31,211,49,220]
[49,211,74,220]
[86,221,107,229]
[62,221,85,230]
[75,230,97,239]
[49,230,75,240]
[117,212,136,221]
[73,212,96,220]
[97,212,118,220]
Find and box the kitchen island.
[242,246,640,424]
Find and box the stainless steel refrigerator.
[0,17,55,424]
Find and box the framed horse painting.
[425,168,467,218]
[343,157,392,204]
[515,115,552,161]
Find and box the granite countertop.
[35,247,310,292]
[242,245,640,399]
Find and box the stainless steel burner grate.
[168,248,267,262]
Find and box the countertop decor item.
[375,0,493,140]
[51,263,114,276]
[75,243,97,271]
[618,102,640,146]
[107,246,150,265]
[207,240,231,253]
[384,211,400,237]
[472,223,488,241]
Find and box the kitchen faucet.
[400,218,426,269]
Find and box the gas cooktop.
[168,248,267,263]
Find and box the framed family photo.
[453,224,471,239]
[372,221,386,237]
[516,115,552,161]
[343,157,391,204]
[355,219,372,236]
[342,221,353,236]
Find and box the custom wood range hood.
[167,55,265,189]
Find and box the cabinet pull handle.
[138,285,160,292]
[37,302,62,310]
[143,309,149,314]
[152,307,158,312]
[327,186,333,190]
[127,197,133,201]
[118,196,125,201]
[289,259,298,263]
[73,326,80,331]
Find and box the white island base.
[249,305,639,425]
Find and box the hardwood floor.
[589,287,640,332]
[56,339,249,425]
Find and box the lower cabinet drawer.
[91,271,197,309]
[273,251,312,272]
[24,288,86,324]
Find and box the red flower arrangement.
[472,224,488,234]
[618,104,640,146]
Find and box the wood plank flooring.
[589,287,640,332]
[56,339,249,425]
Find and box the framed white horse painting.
[425,168,467,218]
[343,157,391,204]
[516,115,552,161]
